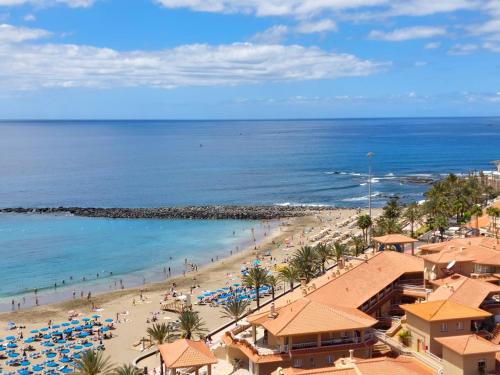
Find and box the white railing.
[372,330,443,373]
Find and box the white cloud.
[386,0,479,17]
[0,36,388,90]
[23,13,36,21]
[250,25,288,43]
[296,19,337,34]
[448,43,478,55]
[0,0,94,7]
[0,23,50,43]
[424,41,441,49]
[414,61,427,67]
[368,26,446,41]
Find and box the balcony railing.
[291,334,374,350]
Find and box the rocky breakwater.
[0,205,336,220]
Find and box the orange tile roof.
[372,234,418,244]
[435,334,500,355]
[261,298,377,336]
[272,356,434,375]
[419,237,498,253]
[421,238,500,266]
[466,202,500,229]
[428,274,500,308]
[401,300,491,322]
[158,339,217,369]
[248,251,423,323]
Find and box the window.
[475,264,495,274]
[478,359,486,373]
[440,323,448,332]
[326,355,333,364]
[293,359,303,368]
[456,321,464,330]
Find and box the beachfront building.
[419,237,500,284]
[219,251,425,374]
[158,339,218,375]
[372,233,418,254]
[271,355,435,375]
[436,334,500,375]
[401,300,492,357]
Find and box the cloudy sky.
[0,0,500,118]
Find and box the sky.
[0,0,500,119]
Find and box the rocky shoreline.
[0,205,339,220]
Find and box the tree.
[486,206,500,239]
[350,236,366,257]
[357,215,372,243]
[290,246,320,283]
[382,197,402,221]
[113,365,142,375]
[277,265,299,291]
[220,299,250,322]
[468,204,483,236]
[332,242,347,263]
[147,323,176,375]
[403,202,423,238]
[177,310,207,340]
[74,350,114,375]
[242,266,269,309]
[314,242,333,274]
[267,275,278,300]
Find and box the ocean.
[0,118,499,309]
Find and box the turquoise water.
[0,214,272,311]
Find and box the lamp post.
[367,152,374,245]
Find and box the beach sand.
[0,208,380,367]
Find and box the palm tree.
[74,350,114,375]
[332,242,347,264]
[468,204,483,235]
[403,202,423,238]
[383,197,402,220]
[177,309,208,340]
[267,275,278,300]
[147,323,176,375]
[357,215,372,243]
[113,364,142,375]
[350,236,366,256]
[220,298,250,322]
[243,266,269,309]
[314,243,333,274]
[290,246,320,283]
[277,265,299,291]
[486,206,500,239]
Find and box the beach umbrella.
[47,361,58,367]
[60,357,71,363]
[104,319,113,323]
[20,360,30,366]
[197,296,203,299]
[51,331,62,336]
[9,352,19,358]
[100,327,109,332]
[0,339,3,342]
[83,342,93,347]
[30,330,39,334]
[61,323,70,327]
[79,332,89,338]
[18,369,31,375]
[61,367,72,373]
[46,353,56,358]
[57,340,66,344]
[233,283,240,287]
[72,353,81,359]
[73,345,82,350]
[7,342,18,348]
[43,334,51,339]
[70,320,79,325]
[40,328,49,332]
[6,335,16,341]
[44,342,55,347]
[61,349,70,354]
[24,338,34,343]
[81,318,90,322]
[91,315,100,319]
[0,346,5,351]
[63,329,72,334]
[32,365,43,372]
[52,325,60,329]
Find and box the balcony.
[291,335,372,350]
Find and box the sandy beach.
[0,208,380,368]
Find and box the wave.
[325,171,364,176]
[275,202,333,207]
[342,192,382,202]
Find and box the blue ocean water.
[0,214,270,310]
[0,118,499,309]
[0,118,499,208]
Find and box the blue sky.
[0,0,500,119]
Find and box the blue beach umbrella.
[20,360,30,366]
[73,345,82,350]
[24,338,34,343]
[40,328,49,332]
[91,315,100,319]
[44,342,55,347]
[61,367,72,373]
[46,353,56,358]
[100,327,109,332]
[57,340,66,344]
[30,330,39,334]
[105,319,113,323]
[6,336,16,341]
[60,358,71,363]
[32,365,43,372]
[72,353,81,359]
[51,331,62,336]
[18,369,31,375]
[71,320,79,325]
[7,342,18,348]
[52,325,60,329]
[0,346,5,351]
[9,352,19,358]
[79,332,89,338]
[61,323,70,327]
[61,349,70,354]
[43,334,51,339]
[83,342,93,347]
[47,361,58,368]
[81,318,90,322]
[63,329,72,334]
